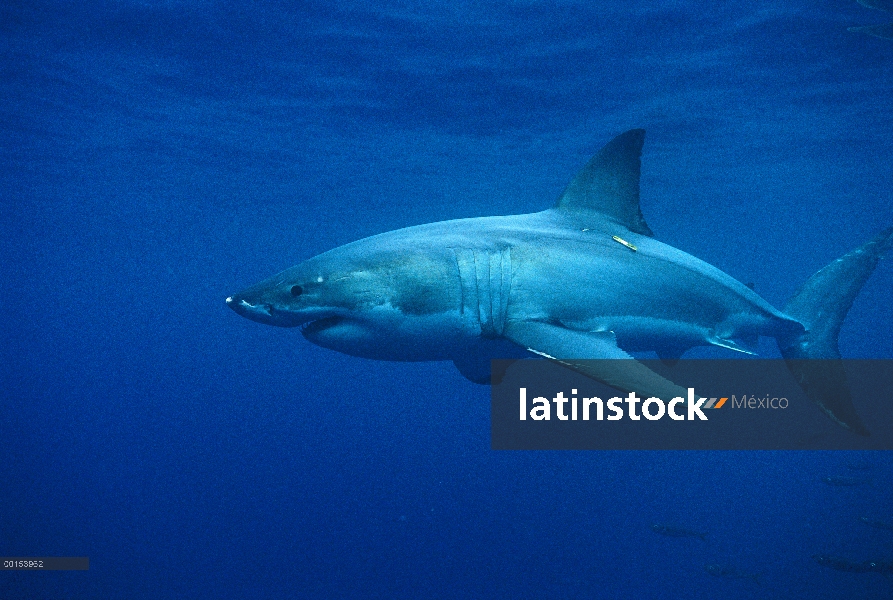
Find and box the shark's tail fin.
[778,227,893,436]
[781,227,893,360]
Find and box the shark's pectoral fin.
[503,321,687,400]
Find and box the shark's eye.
[290,285,303,297]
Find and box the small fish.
[857,0,893,12]
[705,564,761,584]
[868,560,893,575]
[822,475,871,486]
[846,460,875,471]
[848,23,893,40]
[651,524,707,541]
[813,554,893,575]
[859,516,893,531]
[813,554,872,573]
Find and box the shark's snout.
[226,295,275,324]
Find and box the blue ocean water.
[2,1,892,598]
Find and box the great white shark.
[227,130,891,436]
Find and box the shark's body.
[227,130,891,435]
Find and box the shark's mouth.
[225,297,311,328]
[301,316,344,337]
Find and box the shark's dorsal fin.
[556,129,654,237]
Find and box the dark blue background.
[2,1,892,598]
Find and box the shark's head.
[226,241,462,360]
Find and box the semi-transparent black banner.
[491,360,893,450]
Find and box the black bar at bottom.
[1,557,89,571]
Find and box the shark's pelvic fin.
[453,339,531,385]
[656,344,690,367]
[453,355,491,385]
[503,321,687,400]
[779,227,893,436]
[555,129,654,236]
